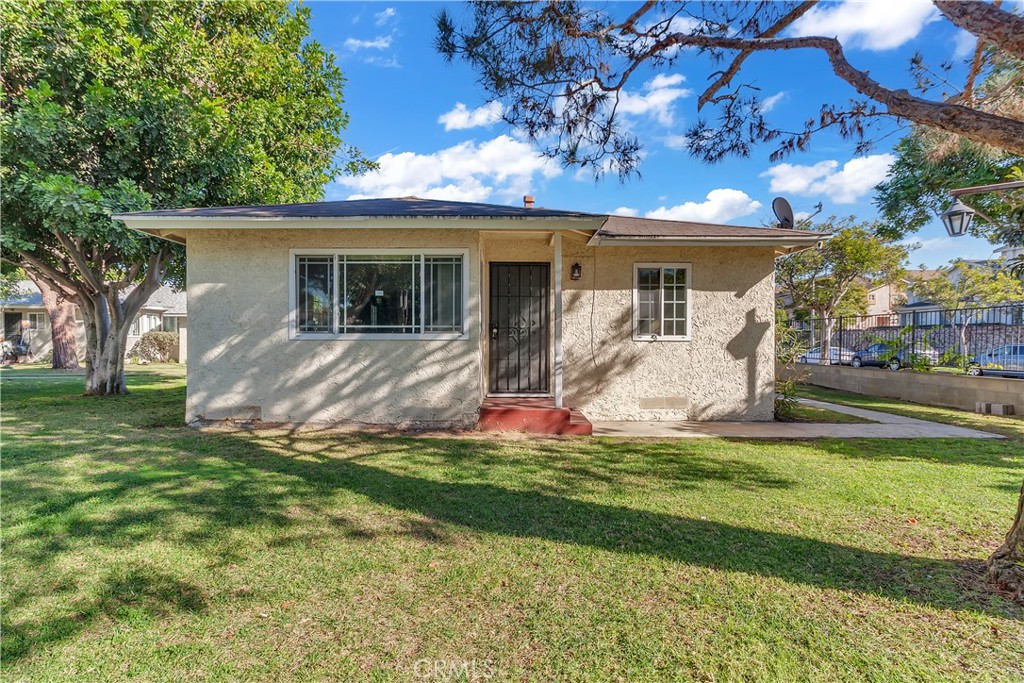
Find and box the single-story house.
[1,282,188,362]
[115,197,825,431]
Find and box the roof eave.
[585,234,828,256]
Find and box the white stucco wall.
[185,227,777,425]
[483,235,777,421]
[185,228,484,425]
[563,243,776,421]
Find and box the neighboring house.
[898,260,1021,325]
[117,196,824,429]
[0,282,188,362]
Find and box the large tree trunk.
[988,479,1024,601]
[79,290,131,396]
[28,273,80,370]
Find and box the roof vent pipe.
[523,195,535,209]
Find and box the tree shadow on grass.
[220,430,1022,619]
[4,424,1021,664]
[1,563,205,663]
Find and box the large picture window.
[633,263,691,341]
[292,251,467,339]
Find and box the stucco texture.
[185,228,776,425]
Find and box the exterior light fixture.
[940,197,975,237]
[570,262,582,280]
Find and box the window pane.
[662,267,687,337]
[163,317,178,334]
[344,257,418,333]
[297,256,334,333]
[637,267,661,336]
[425,256,463,332]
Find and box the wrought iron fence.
[789,302,1024,373]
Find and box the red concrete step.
[564,407,594,436]
[478,397,592,435]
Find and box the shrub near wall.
[129,331,179,363]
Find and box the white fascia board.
[586,235,828,249]
[115,214,605,232]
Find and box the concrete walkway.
[591,398,1003,439]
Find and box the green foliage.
[909,260,1024,311]
[776,217,908,320]
[129,331,179,363]
[1,0,372,393]
[875,132,1024,245]
[774,315,806,420]
[1,0,371,289]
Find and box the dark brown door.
[489,263,549,393]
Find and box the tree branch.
[53,229,105,292]
[658,33,1024,155]
[699,0,818,110]
[933,0,1024,60]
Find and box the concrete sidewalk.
[591,398,1003,439]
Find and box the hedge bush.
[129,331,179,363]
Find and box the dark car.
[967,345,1024,378]
[851,342,939,370]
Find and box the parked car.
[799,347,855,365]
[967,345,1024,378]
[851,342,940,370]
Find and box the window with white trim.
[633,263,691,340]
[130,314,160,337]
[28,313,49,331]
[293,251,466,338]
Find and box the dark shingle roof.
[1,282,186,315]
[0,284,42,308]
[116,196,830,246]
[595,215,828,240]
[118,196,598,220]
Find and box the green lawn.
[3,368,1023,682]
[795,384,1024,441]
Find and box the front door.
[3,313,23,344]
[489,263,550,394]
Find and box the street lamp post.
[943,179,1024,238]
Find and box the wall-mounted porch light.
[570,262,582,280]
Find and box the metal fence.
[790,302,1024,372]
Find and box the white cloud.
[661,135,690,151]
[344,35,393,51]
[953,30,977,59]
[335,135,561,203]
[644,189,762,224]
[761,153,895,204]
[617,73,692,126]
[790,0,939,51]
[612,206,640,217]
[438,102,504,131]
[374,7,396,27]
[760,91,787,113]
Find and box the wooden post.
[553,231,563,409]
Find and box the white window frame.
[632,262,692,342]
[27,312,49,331]
[288,248,471,341]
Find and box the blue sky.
[307,0,1011,268]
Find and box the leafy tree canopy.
[1,0,372,394]
[776,217,908,321]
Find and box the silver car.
[799,347,856,365]
[967,345,1024,378]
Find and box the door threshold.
[486,393,552,398]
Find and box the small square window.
[634,264,691,341]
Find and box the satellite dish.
[772,197,795,229]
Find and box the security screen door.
[488,263,550,393]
